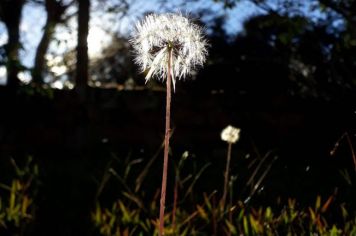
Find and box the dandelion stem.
[159,47,172,236]
[221,142,232,210]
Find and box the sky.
[0,0,318,86]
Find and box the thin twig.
[330,132,356,172]
[246,150,274,186]
[345,133,356,172]
[183,162,211,200]
[246,156,278,202]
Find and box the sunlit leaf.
[9,182,16,211]
[21,196,30,216]
[238,208,245,221]
[243,216,249,235]
[321,195,333,213]
[250,215,262,234]
[330,225,341,236]
[309,207,316,222]
[109,213,116,228]
[94,204,102,224]
[203,193,212,211]
[340,204,348,220]
[196,205,208,222]
[180,226,189,236]
[315,195,321,211]
[225,219,237,235]
[119,201,131,223]
[288,198,295,209]
[265,207,272,221]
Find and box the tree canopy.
[0,0,355,102]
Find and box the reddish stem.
[159,48,172,236]
[221,142,232,210]
[345,133,356,172]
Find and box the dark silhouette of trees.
[0,0,25,90]
[187,0,356,104]
[75,0,90,101]
[0,0,355,102]
[32,0,74,85]
[89,35,139,88]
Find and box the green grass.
[91,150,356,236]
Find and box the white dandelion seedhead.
[221,125,241,144]
[130,13,208,90]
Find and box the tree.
[200,0,356,101]
[32,0,74,85]
[0,0,25,89]
[75,0,90,101]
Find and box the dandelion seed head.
[130,13,208,89]
[221,125,241,144]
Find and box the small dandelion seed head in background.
[130,13,208,90]
[221,125,241,144]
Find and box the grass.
[91,146,356,236]
[1,136,356,235]
[0,156,39,235]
